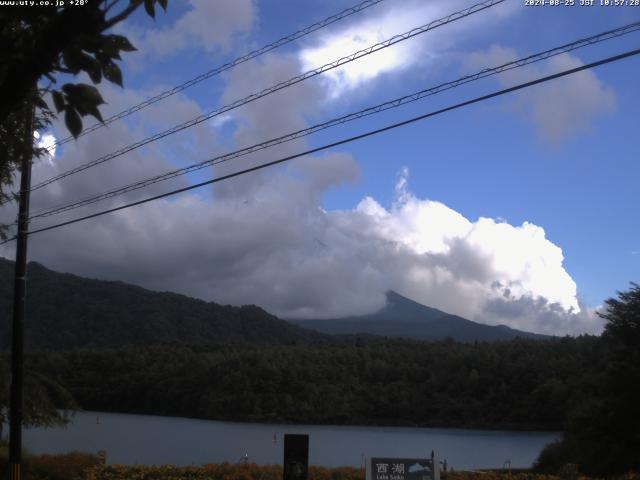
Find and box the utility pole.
[9,102,34,480]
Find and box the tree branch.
[102,1,142,31]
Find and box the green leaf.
[34,96,49,111]
[103,61,123,87]
[77,51,102,83]
[80,36,103,54]
[62,50,81,75]
[62,83,103,104]
[81,103,104,123]
[158,0,168,10]
[98,35,122,60]
[51,91,65,113]
[106,34,137,53]
[74,86,105,123]
[61,83,77,96]
[95,51,112,68]
[64,108,82,138]
[60,84,105,122]
[144,0,155,18]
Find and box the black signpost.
[283,434,309,480]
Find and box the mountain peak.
[292,290,551,342]
[382,290,452,323]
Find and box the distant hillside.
[0,258,326,350]
[0,258,548,350]
[291,291,550,342]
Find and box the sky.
[1,0,639,335]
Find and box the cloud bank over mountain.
[0,148,601,335]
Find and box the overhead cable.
[47,0,387,150]
[30,0,505,192]
[10,47,637,241]
[28,21,640,220]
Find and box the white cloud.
[34,131,57,165]
[298,0,518,99]
[211,54,324,198]
[466,45,616,145]
[1,156,599,336]
[481,294,603,336]
[210,114,233,129]
[299,2,442,98]
[124,0,255,60]
[335,168,586,332]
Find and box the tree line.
[23,336,600,431]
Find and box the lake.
[23,412,560,470]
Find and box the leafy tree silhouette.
[0,0,168,236]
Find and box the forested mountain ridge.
[0,257,326,350]
[291,290,551,342]
[0,258,549,349]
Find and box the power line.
[9,47,637,242]
[34,0,503,190]
[47,0,387,150]
[27,21,640,220]
[30,0,505,192]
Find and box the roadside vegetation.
[1,454,638,480]
[0,443,100,480]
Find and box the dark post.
[9,103,34,480]
[283,434,309,480]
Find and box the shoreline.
[68,409,562,435]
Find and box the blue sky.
[2,0,638,334]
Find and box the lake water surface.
[23,412,560,470]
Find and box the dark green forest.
[24,336,601,431]
[0,259,546,348]
[0,259,326,350]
